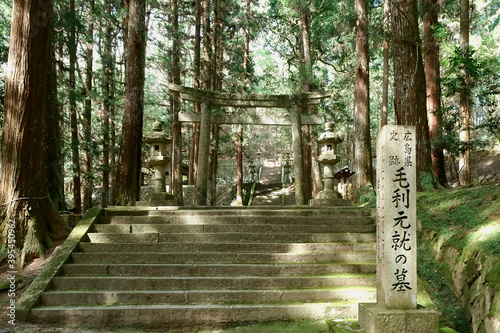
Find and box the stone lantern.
[310,122,350,206]
[283,150,291,184]
[249,160,257,182]
[143,121,176,205]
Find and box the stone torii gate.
[168,83,331,206]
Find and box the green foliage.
[418,171,438,191]
[417,184,500,255]
[0,1,10,63]
[359,183,376,205]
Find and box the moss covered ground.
[417,183,500,332]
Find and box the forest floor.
[1,147,499,332]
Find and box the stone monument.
[141,121,178,206]
[310,122,350,206]
[358,125,438,333]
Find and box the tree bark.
[0,0,68,261]
[391,0,435,189]
[171,0,184,204]
[210,125,220,206]
[46,33,65,211]
[189,0,202,186]
[310,126,322,197]
[352,0,373,200]
[236,125,244,205]
[83,0,95,212]
[291,105,306,205]
[459,0,471,186]
[114,0,146,205]
[423,0,448,187]
[69,0,81,213]
[381,0,390,128]
[102,0,114,206]
[202,0,212,90]
[235,0,251,206]
[298,2,314,201]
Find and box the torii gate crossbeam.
[168,84,332,206]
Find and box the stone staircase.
[29,207,376,330]
[252,165,286,205]
[252,183,283,205]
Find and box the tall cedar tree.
[381,0,389,127]
[171,0,184,204]
[102,0,114,204]
[114,0,146,205]
[459,0,472,186]
[0,0,68,261]
[352,0,373,200]
[391,0,436,189]
[83,0,95,211]
[423,0,448,187]
[189,0,202,185]
[210,0,225,206]
[297,0,313,202]
[46,36,65,211]
[69,0,82,213]
[235,0,252,206]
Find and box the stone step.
[93,223,376,234]
[41,287,376,306]
[99,215,374,225]
[103,207,372,217]
[29,303,362,329]
[78,242,376,254]
[87,232,377,244]
[70,251,376,265]
[52,275,376,291]
[61,263,376,277]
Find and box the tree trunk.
[298,2,313,201]
[171,0,184,204]
[391,0,436,189]
[459,0,471,186]
[0,0,68,262]
[310,126,322,197]
[83,0,95,212]
[189,0,202,186]
[381,0,390,128]
[109,41,117,199]
[352,0,373,201]
[210,125,220,206]
[202,0,212,90]
[46,34,65,211]
[236,125,244,205]
[69,0,81,213]
[423,0,448,187]
[102,0,114,206]
[114,0,146,205]
[235,0,251,206]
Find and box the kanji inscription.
[376,125,417,310]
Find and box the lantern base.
[310,189,350,206]
[136,192,180,206]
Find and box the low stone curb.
[16,207,103,321]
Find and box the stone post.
[359,125,438,333]
[290,104,306,205]
[195,102,211,206]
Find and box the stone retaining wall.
[420,226,500,333]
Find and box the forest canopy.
[0,0,499,259]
